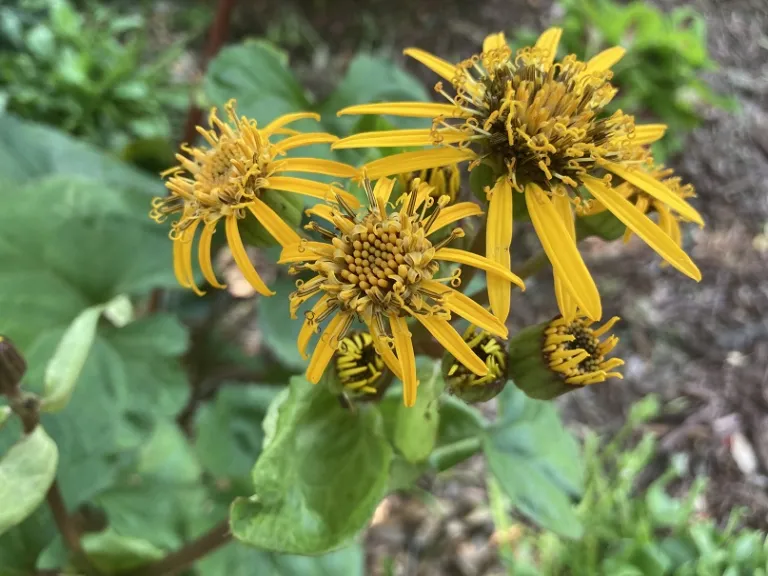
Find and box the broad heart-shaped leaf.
[0,426,58,536]
[256,275,307,371]
[230,377,392,554]
[194,384,281,481]
[483,381,584,538]
[205,39,310,125]
[0,114,162,194]
[394,357,443,463]
[317,53,431,134]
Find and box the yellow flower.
[150,100,360,296]
[444,325,507,403]
[331,29,703,323]
[398,164,461,204]
[334,331,389,397]
[281,176,525,407]
[508,314,623,399]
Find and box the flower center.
[335,332,387,395]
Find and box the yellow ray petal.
[483,32,507,53]
[337,102,464,118]
[297,294,333,360]
[403,48,460,82]
[656,203,682,248]
[415,315,488,377]
[421,280,507,338]
[264,112,321,134]
[428,202,484,234]
[389,315,418,407]
[602,162,704,226]
[363,148,476,180]
[332,128,467,150]
[247,198,301,248]
[373,177,395,213]
[224,214,275,296]
[267,176,361,209]
[366,317,403,381]
[198,218,227,289]
[585,46,626,73]
[179,221,204,296]
[274,132,338,153]
[273,157,359,179]
[525,184,602,320]
[305,203,337,223]
[582,175,701,281]
[486,178,513,323]
[552,193,577,321]
[534,27,562,68]
[278,241,335,263]
[306,312,352,384]
[632,124,667,145]
[435,247,525,290]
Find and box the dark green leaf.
[256,276,307,371]
[230,377,392,554]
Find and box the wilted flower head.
[150,100,359,296]
[444,325,507,403]
[508,314,623,400]
[332,29,702,324]
[281,176,524,406]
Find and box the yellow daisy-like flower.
[281,176,525,406]
[150,99,360,296]
[399,164,461,204]
[332,29,703,323]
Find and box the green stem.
[429,437,482,471]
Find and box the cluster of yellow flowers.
[151,29,702,406]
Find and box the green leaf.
[0,407,10,431]
[230,377,392,554]
[483,382,584,538]
[394,357,442,463]
[81,530,165,574]
[205,40,309,125]
[256,275,307,370]
[0,427,58,536]
[436,395,487,446]
[195,384,281,481]
[576,210,627,242]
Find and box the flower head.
[444,325,507,403]
[508,314,623,400]
[282,176,524,406]
[332,29,703,324]
[334,331,390,399]
[150,100,360,296]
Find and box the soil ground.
[229,0,768,573]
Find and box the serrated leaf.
[394,358,442,463]
[230,377,392,554]
[0,427,58,536]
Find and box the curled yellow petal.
[435,247,525,290]
[631,124,667,145]
[362,148,476,180]
[421,280,507,339]
[224,214,275,296]
[486,178,513,323]
[525,184,602,320]
[297,295,333,360]
[337,102,464,118]
[415,315,488,377]
[306,312,352,384]
[198,218,226,289]
[274,132,338,153]
[278,241,335,264]
[373,177,395,214]
[483,32,507,53]
[172,236,189,289]
[273,157,359,179]
[602,161,704,226]
[389,315,418,407]
[585,46,626,73]
[247,198,301,248]
[264,112,321,134]
[332,129,467,150]
[179,220,204,296]
[403,48,460,82]
[534,27,562,68]
[366,317,403,381]
[582,175,701,281]
[428,202,484,234]
[267,176,361,209]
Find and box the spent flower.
[444,325,508,403]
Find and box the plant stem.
[130,520,232,576]
[46,481,99,575]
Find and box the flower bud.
[0,336,26,396]
[444,326,507,403]
[507,315,624,400]
[331,331,392,402]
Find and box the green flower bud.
[331,331,392,403]
[444,325,507,403]
[0,336,26,396]
[507,315,624,400]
